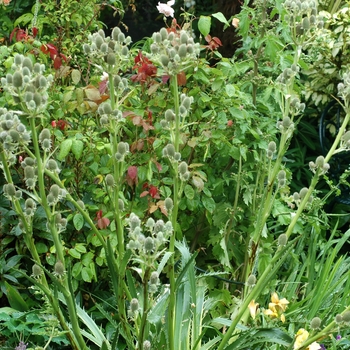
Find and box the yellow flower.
[248,300,259,319]
[270,292,289,313]
[294,328,309,349]
[264,292,289,323]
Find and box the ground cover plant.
[0,0,350,349]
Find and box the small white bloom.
[157,0,175,17]
[100,71,108,81]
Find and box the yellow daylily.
[294,329,321,350]
[264,292,289,323]
[248,300,259,319]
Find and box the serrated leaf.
[58,139,72,161]
[71,69,81,84]
[72,139,84,160]
[198,16,211,37]
[73,213,84,231]
[184,184,195,200]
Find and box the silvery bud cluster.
[292,186,313,206]
[309,155,330,174]
[98,102,123,125]
[39,128,51,152]
[284,0,324,37]
[179,93,194,118]
[277,116,294,136]
[341,130,350,148]
[24,198,36,218]
[149,28,200,75]
[1,54,52,111]
[162,143,181,161]
[53,212,68,233]
[289,96,305,114]
[115,142,129,162]
[126,213,173,256]
[277,169,287,187]
[21,157,38,189]
[0,108,31,157]
[83,28,131,67]
[267,141,276,159]
[3,183,21,200]
[178,161,190,181]
[46,184,66,207]
[338,73,350,103]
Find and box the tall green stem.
[168,75,181,350]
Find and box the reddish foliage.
[95,210,110,230]
[131,51,157,84]
[52,119,69,130]
[10,27,38,43]
[204,35,223,51]
[40,43,68,70]
[140,183,160,199]
[126,166,138,186]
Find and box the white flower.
[156,0,175,17]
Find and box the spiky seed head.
[160,55,169,67]
[165,109,175,122]
[4,183,16,197]
[95,34,104,49]
[310,317,322,329]
[24,166,35,179]
[178,161,188,175]
[47,159,58,171]
[277,170,286,180]
[178,44,187,58]
[146,218,155,229]
[42,139,51,151]
[22,57,33,71]
[106,53,116,66]
[25,198,35,209]
[14,54,23,66]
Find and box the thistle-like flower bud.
[12,72,23,88]
[165,109,175,122]
[164,197,173,212]
[42,139,51,151]
[77,200,85,209]
[24,166,35,179]
[247,275,256,286]
[335,314,343,324]
[105,174,115,187]
[160,55,169,67]
[47,159,59,172]
[315,156,324,168]
[150,271,159,285]
[302,17,310,30]
[50,184,60,199]
[39,128,51,142]
[282,117,292,129]
[22,57,33,71]
[129,213,141,230]
[32,264,42,278]
[299,187,309,200]
[14,54,23,66]
[54,260,65,277]
[278,234,288,246]
[106,53,116,66]
[130,298,139,312]
[117,142,129,155]
[343,311,350,323]
[83,44,91,54]
[310,317,321,330]
[179,161,188,175]
[3,183,16,197]
[178,44,187,58]
[95,34,104,49]
[160,27,168,41]
[118,199,124,211]
[144,237,154,253]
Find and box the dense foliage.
[1,0,350,349]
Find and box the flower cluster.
[277,116,294,138]
[263,292,289,323]
[0,54,52,112]
[156,0,175,17]
[0,0,11,6]
[0,108,31,164]
[292,187,313,207]
[309,155,330,174]
[149,25,200,76]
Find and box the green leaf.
[14,13,33,27]
[74,243,87,254]
[202,196,216,213]
[81,267,93,282]
[212,12,230,26]
[198,16,211,37]
[71,69,81,84]
[184,184,195,200]
[225,84,236,97]
[73,213,84,231]
[68,248,81,259]
[72,139,84,160]
[57,139,73,161]
[4,282,29,312]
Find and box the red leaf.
[32,27,38,37]
[53,56,62,70]
[149,185,160,199]
[128,166,138,180]
[97,217,110,229]
[140,191,149,198]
